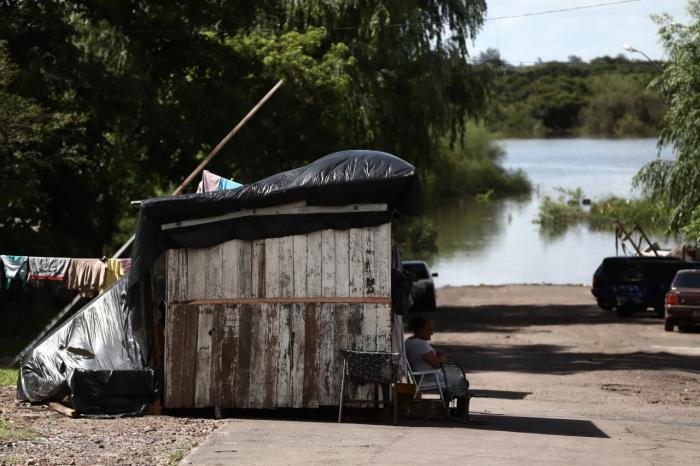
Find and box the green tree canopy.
[635,1,700,235]
[0,0,489,256]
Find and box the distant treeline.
[481,51,666,138]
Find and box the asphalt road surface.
[185,285,700,466]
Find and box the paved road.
[185,286,700,465]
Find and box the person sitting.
[405,316,469,418]
[405,316,446,373]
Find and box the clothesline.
[0,255,131,298]
[2,172,239,298]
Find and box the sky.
[472,0,691,64]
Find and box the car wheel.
[427,297,437,312]
[664,319,674,332]
[597,301,614,311]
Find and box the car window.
[673,273,700,289]
[612,262,644,280]
[403,263,429,279]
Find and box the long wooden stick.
[104,80,285,259]
[173,79,285,195]
[13,80,285,368]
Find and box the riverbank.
[438,284,592,306]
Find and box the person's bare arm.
[422,350,444,369]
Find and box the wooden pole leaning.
[12,80,285,368]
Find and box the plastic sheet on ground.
[18,278,146,412]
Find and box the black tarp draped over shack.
[18,149,417,415]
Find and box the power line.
[486,0,643,22]
[333,0,644,30]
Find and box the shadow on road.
[210,407,609,438]
[418,304,661,334]
[435,344,700,374]
[402,304,700,374]
[461,413,609,438]
[470,389,531,400]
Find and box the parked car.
[664,269,700,332]
[401,260,438,311]
[591,256,700,317]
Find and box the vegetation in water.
[535,189,588,236]
[393,217,439,259]
[535,188,670,237]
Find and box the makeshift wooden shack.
[19,150,417,416]
[164,221,392,409]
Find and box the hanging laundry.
[120,258,132,274]
[219,177,242,191]
[196,170,220,193]
[100,258,131,293]
[1,255,29,290]
[196,169,242,192]
[66,259,105,297]
[28,257,70,282]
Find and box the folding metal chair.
[337,350,401,424]
[408,360,474,418]
[406,360,445,403]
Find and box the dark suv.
[591,256,700,317]
[401,260,437,311]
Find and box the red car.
[664,269,700,332]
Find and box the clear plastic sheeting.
[18,278,144,405]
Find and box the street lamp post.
[623,43,654,63]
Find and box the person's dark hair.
[409,316,431,333]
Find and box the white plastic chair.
[406,360,446,404]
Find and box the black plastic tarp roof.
[18,149,417,415]
[127,149,418,297]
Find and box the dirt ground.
[0,389,218,465]
[2,284,699,465]
[434,285,700,409]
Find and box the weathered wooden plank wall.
[163,224,392,409]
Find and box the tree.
[635,1,700,235]
[0,41,91,255]
[0,1,491,255]
[478,48,502,65]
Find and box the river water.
[426,138,675,287]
